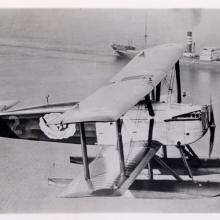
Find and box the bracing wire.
[122,120,134,164]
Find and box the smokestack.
[186,31,193,53]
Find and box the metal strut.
[147,119,154,180]
[153,155,182,181]
[177,141,194,181]
[175,60,182,103]
[156,82,161,102]
[185,144,201,163]
[116,119,126,178]
[145,95,155,116]
[162,145,167,159]
[151,89,155,101]
[181,145,195,159]
[79,122,90,180]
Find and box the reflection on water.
[181,63,220,104]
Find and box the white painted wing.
[111,43,184,83]
[49,43,184,124]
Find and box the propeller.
[209,97,216,158]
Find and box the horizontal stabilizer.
[58,140,161,198]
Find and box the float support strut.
[79,122,90,180]
[185,144,201,163]
[162,145,167,159]
[177,142,194,181]
[154,155,182,181]
[148,162,154,180]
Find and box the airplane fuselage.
[0,101,209,147]
[96,102,209,146]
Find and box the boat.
[111,14,148,58]
[199,47,220,61]
[111,43,139,58]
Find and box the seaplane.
[0,43,217,198]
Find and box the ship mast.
[144,13,148,48]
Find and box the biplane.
[0,43,217,198]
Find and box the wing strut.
[156,82,161,102]
[175,60,182,103]
[147,119,154,180]
[145,95,155,116]
[116,119,126,177]
[79,122,90,180]
[151,90,155,101]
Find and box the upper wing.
[49,43,184,124]
[110,43,183,83]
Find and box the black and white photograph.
[0,0,220,215]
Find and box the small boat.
[111,43,136,51]
[111,14,148,59]
[111,43,139,58]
